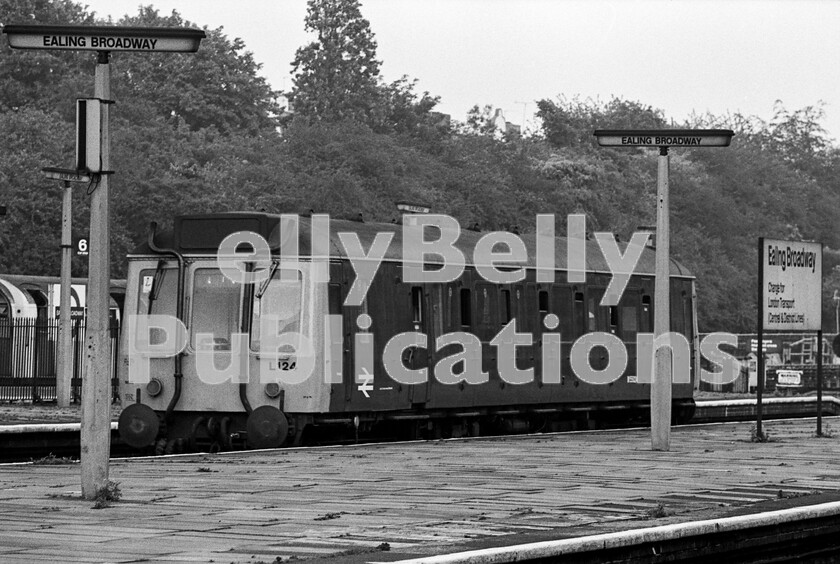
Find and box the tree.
[0,0,95,114]
[0,108,77,276]
[291,0,382,125]
[112,7,281,134]
[536,96,667,149]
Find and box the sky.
[78,0,840,143]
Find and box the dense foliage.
[2,0,840,333]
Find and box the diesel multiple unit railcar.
[117,212,697,453]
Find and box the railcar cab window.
[250,268,303,351]
[138,265,177,315]
[191,269,241,351]
[138,266,178,345]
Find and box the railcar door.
[341,263,416,411]
[407,284,433,405]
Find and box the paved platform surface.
[1,417,839,563]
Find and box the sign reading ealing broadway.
[762,238,822,331]
[594,129,734,148]
[2,24,204,53]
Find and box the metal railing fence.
[0,317,119,402]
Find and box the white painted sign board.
[594,129,734,148]
[762,238,822,331]
[3,25,204,52]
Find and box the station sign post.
[757,238,823,437]
[594,129,734,451]
[42,167,92,409]
[4,24,204,500]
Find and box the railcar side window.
[683,291,693,339]
[538,290,549,313]
[475,284,495,328]
[411,286,423,325]
[192,269,241,350]
[250,269,303,350]
[328,283,342,315]
[641,295,653,333]
[573,291,586,336]
[500,289,512,324]
[460,288,472,327]
[622,305,638,340]
[609,306,619,334]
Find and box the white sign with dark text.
[762,238,822,331]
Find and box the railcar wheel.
[246,405,289,449]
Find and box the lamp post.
[593,129,734,451]
[4,23,204,499]
[43,168,93,407]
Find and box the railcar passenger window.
[328,283,342,315]
[460,288,472,327]
[587,297,597,332]
[192,269,242,350]
[538,291,549,313]
[573,292,586,336]
[411,286,423,325]
[250,269,303,350]
[641,295,652,333]
[683,291,693,339]
[500,289,512,324]
[622,306,638,340]
[475,284,494,327]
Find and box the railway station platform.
[1,417,840,563]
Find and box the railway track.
[2,397,838,463]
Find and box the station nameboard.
[594,129,734,148]
[762,238,822,331]
[2,24,205,53]
[43,167,91,184]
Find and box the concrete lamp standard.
[593,129,734,451]
[3,23,204,500]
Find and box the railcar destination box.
[3,24,205,52]
[594,129,734,148]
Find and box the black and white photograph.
[2,1,840,562]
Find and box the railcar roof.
[0,273,126,292]
[130,212,693,278]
